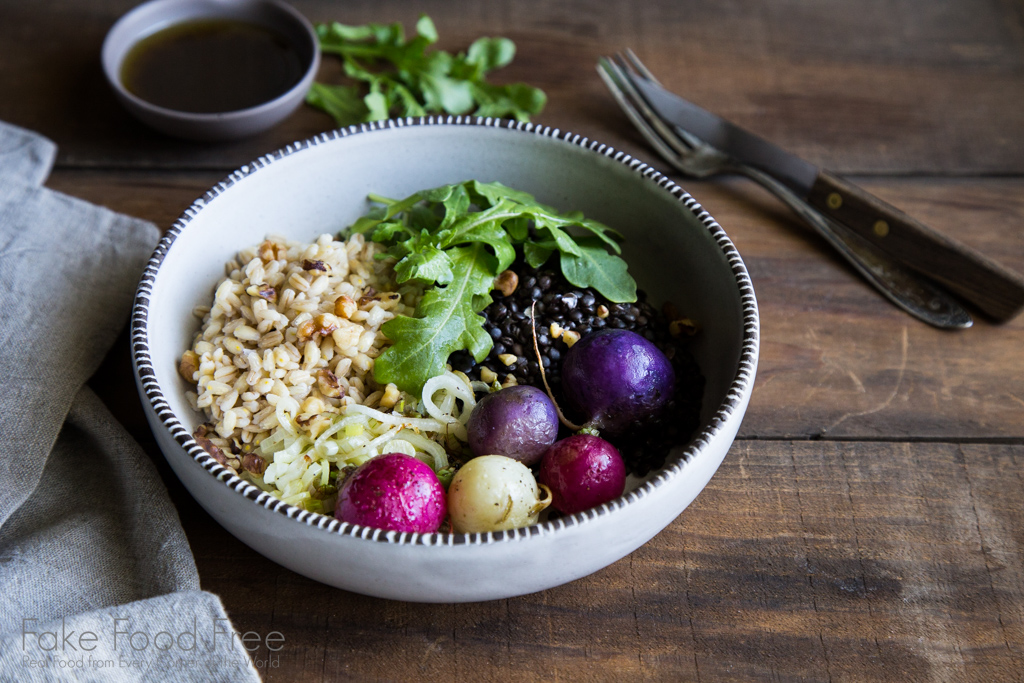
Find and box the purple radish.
[561,329,675,437]
[538,434,626,514]
[335,453,446,533]
[466,385,559,465]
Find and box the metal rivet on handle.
[873,220,890,237]
[827,193,843,209]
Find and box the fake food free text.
[20,616,284,654]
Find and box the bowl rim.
[131,115,759,547]
[101,0,320,123]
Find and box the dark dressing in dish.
[121,19,306,114]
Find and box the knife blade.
[626,73,1024,322]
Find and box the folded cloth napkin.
[0,121,262,682]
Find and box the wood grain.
[2,0,1024,174]
[6,1,1023,680]
[169,441,1024,682]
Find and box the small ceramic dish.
[101,0,319,141]
[131,118,759,602]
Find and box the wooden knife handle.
[807,171,1024,321]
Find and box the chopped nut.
[596,304,610,319]
[297,319,317,341]
[241,454,267,476]
[256,286,277,303]
[258,239,286,262]
[331,319,363,348]
[562,330,581,348]
[480,367,498,384]
[549,322,563,339]
[357,287,378,307]
[669,318,698,338]
[493,269,519,296]
[378,383,402,409]
[334,295,358,319]
[193,427,228,466]
[179,350,200,383]
[302,259,329,272]
[498,353,518,367]
[306,415,334,439]
[501,374,518,388]
[300,396,325,416]
[317,368,343,398]
[258,241,275,262]
[313,313,340,336]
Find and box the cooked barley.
[183,233,420,467]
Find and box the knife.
[626,73,1024,322]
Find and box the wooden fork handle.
[807,170,1024,321]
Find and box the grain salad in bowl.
[135,119,758,601]
[180,179,705,530]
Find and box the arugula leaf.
[374,244,496,388]
[349,181,637,393]
[393,244,454,285]
[307,16,545,126]
[559,238,637,303]
[523,240,557,269]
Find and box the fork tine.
[622,49,661,86]
[597,57,690,171]
[606,54,697,160]
[619,51,709,151]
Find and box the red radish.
[335,453,446,533]
[538,434,626,514]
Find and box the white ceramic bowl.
[132,118,758,602]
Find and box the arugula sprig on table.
[307,16,546,126]
[349,181,637,394]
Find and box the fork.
[598,51,973,329]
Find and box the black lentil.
[448,263,705,476]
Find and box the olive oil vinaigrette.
[120,19,306,114]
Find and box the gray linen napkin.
[0,121,262,682]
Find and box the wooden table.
[3,1,1023,680]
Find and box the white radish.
[447,455,551,533]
